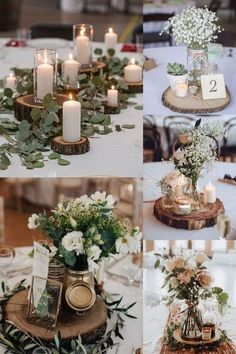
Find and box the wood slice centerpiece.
[51,136,90,155]
[5,289,107,344]
[154,197,224,230]
[162,86,231,114]
[13,94,67,122]
[126,81,143,94]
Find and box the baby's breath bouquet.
[28,191,142,270]
[163,7,222,49]
[173,121,226,206]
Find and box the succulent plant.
[167,62,188,76]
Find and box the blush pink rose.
[174,257,185,269]
[177,269,192,284]
[197,271,213,288]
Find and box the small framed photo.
[27,276,62,329]
[201,74,226,100]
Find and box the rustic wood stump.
[154,197,224,230]
[162,86,231,114]
[126,81,143,94]
[5,290,107,343]
[104,104,121,114]
[81,61,107,74]
[13,94,67,122]
[51,136,90,155]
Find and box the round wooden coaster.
[126,81,143,94]
[162,86,231,114]
[51,136,90,155]
[104,104,121,114]
[13,94,67,122]
[154,197,224,230]
[173,328,221,346]
[5,289,107,343]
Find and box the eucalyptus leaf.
[48,152,60,160]
[58,158,70,166]
[121,124,135,129]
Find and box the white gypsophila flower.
[28,214,39,229]
[69,217,77,228]
[62,231,84,255]
[91,191,115,208]
[162,7,223,49]
[195,252,208,264]
[87,245,102,261]
[75,194,92,208]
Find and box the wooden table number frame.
[27,276,62,329]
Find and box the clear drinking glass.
[73,24,93,67]
[127,255,139,286]
[217,211,231,239]
[34,49,58,103]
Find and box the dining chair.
[221,117,236,162]
[82,0,112,13]
[209,0,236,20]
[30,23,73,40]
[0,0,22,31]
[144,116,162,162]
[143,12,174,48]
[216,31,236,47]
[163,115,195,159]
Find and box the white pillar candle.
[104,27,118,51]
[107,85,118,106]
[63,53,80,85]
[174,197,192,215]
[6,73,16,90]
[204,183,216,204]
[124,58,142,83]
[75,29,90,65]
[63,95,81,143]
[37,61,54,100]
[175,82,188,98]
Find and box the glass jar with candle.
[73,24,93,68]
[187,47,208,84]
[34,48,58,103]
[62,53,80,89]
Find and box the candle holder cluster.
[51,136,90,155]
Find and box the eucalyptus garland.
[0,49,142,170]
[0,280,137,354]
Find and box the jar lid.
[65,281,96,311]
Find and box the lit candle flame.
[69,93,73,100]
[9,72,13,77]
[130,58,135,65]
[80,29,85,36]
[109,28,113,33]
[111,85,115,90]
[69,53,73,60]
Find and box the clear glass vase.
[187,48,208,84]
[161,191,174,209]
[181,301,203,341]
[187,179,200,211]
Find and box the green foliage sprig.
[0,280,137,354]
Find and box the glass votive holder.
[73,24,93,68]
[175,80,188,98]
[34,48,58,103]
[62,53,80,89]
[174,197,192,215]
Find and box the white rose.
[87,245,102,261]
[28,214,39,229]
[164,259,175,272]
[61,231,84,255]
[173,149,185,161]
[195,252,208,264]
[170,277,179,289]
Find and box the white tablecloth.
[0,41,142,178]
[144,264,236,353]
[0,248,142,354]
[143,161,236,240]
[144,46,236,115]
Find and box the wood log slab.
[162,86,231,114]
[51,136,90,155]
[5,290,107,343]
[154,197,224,230]
[126,81,143,94]
[13,94,67,122]
[81,61,107,74]
[104,104,121,114]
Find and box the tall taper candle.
[63,95,81,142]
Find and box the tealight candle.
[105,27,118,51]
[202,327,212,341]
[174,197,192,215]
[124,58,142,83]
[6,73,16,90]
[75,29,90,65]
[175,82,188,98]
[63,94,81,142]
[204,182,216,204]
[107,85,118,106]
[63,53,80,86]
[37,58,54,100]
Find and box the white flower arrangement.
[28,191,142,270]
[162,7,223,49]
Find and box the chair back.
[143,12,174,47]
[30,23,73,40]
[0,0,22,31]
[144,116,162,162]
[221,117,236,161]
